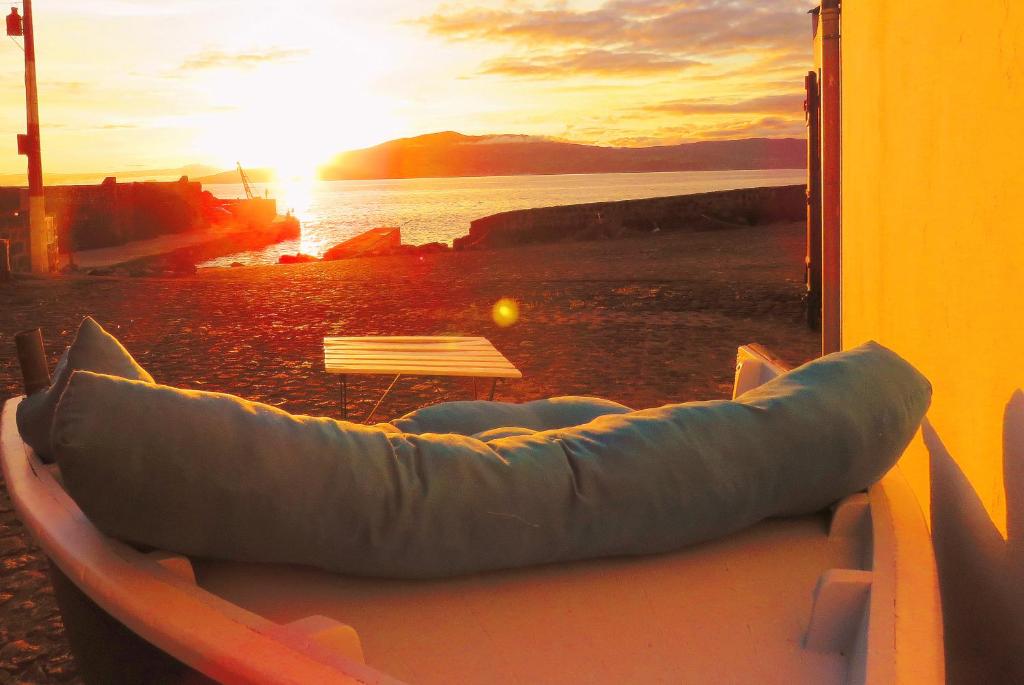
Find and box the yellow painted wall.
[840,3,1024,681]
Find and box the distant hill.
[0,164,219,187]
[3,132,806,188]
[194,168,275,185]
[319,132,806,181]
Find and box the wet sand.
[0,222,817,683]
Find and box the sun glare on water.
[191,46,407,258]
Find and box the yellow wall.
[840,3,1024,681]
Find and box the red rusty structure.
[6,0,50,274]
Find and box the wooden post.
[805,71,823,331]
[0,239,10,282]
[15,328,50,394]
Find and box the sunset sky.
[0,0,811,176]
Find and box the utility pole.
[7,0,49,274]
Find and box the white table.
[324,336,522,421]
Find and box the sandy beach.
[0,221,817,683]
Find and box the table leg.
[489,378,499,401]
[340,375,348,421]
[365,374,401,424]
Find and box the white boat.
[12,0,1022,678]
[0,345,944,684]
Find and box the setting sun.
[193,53,405,181]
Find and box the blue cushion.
[391,396,633,435]
[16,317,152,463]
[52,341,930,578]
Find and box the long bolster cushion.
[17,316,153,463]
[51,341,931,579]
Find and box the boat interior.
[0,346,944,684]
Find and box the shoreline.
[225,184,804,270]
[54,184,806,273]
[67,215,299,275]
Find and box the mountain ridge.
[317,132,806,181]
[2,132,807,187]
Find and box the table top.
[324,336,522,379]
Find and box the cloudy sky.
[0,0,812,176]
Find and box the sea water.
[200,168,805,267]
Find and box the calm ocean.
[201,168,805,267]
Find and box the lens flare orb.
[492,298,520,327]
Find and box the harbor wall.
[453,184,806,249]
[45,177,207,251]
[219,197,276,229]
[0,191,30,272]
[0,179,280,263]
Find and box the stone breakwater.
[0,178,292,274]
[454,184,806,250]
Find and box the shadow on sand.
[925,390,1024,684]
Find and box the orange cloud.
[562,112,806,147]
[181,47,309,70]
[421,1,810,55]
[419,1,812,141]
[646,93,806,116]
[482,49,702,77]
[422,7,621,46]
[697,116,806,139]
